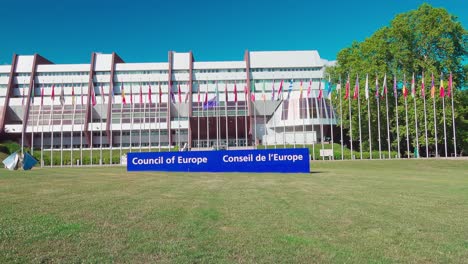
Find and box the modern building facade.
[0,50,336,156]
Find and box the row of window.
[36,72,88,76]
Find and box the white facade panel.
[94,54,113,71]
[0,65,11,73]
[172,52,190,70]
[36,64,89,72]
[249,51,322,68]
[115,62,168,71]
[193,61,245,69]
[15,56,34,72]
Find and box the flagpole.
[348,75,353,160]
[328,78,335,160]
[263,82,268,148]
[235,82,238,148]
[366,74,372,159]
[178,83,181,150]
[244,85,248,148]
[225,82,229,149]
[197,82,200,149]
[384,75,391,159]
[119,85,123,161]
[253,92,257,149]
[450,73,456,157]
[71,84,75,166]
[356,75,362,160]
[412,74,419,158]
[60,84,64,167]
[100,84,104,164]
[139,83,142,152]
[21,82,24,157]
[206,81,210,148]
[31,84,35,156]
[109,84,114,164]
[301,82,306,149]
[130,83,133,152]
[394,75,400,158]
[80,84,83,166]
[90,84,93,166]
[376,76,382,159]
[422,73,429,158]
[431,73,438,157]
[319,82,324,160]
[50,89,54,167]
[272,80,277,149]
[40,96,44,167]
[339,77,343,160]
[158,81,161,152]
[148,83,152,152]
[143,85,146,152]
[441,75,447,158]
[405,96,410,158]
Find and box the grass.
[0,160,467,263]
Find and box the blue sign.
[127,148,310,173]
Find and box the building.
[0,50,336,160]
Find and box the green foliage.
[327,3,468,156]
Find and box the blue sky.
[1,0,467,64]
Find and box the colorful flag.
[318,80,323,100]
[430,73,435,98]
[402,76,408,98]
[307,80,312,98]
[30,81,35,104]
[100,85,105,104]
[60,85,65,106]
[225,82,228,103]
[439,76,445,98]
[447,72,452,98]
[51,84,55,101]
[353,75,359,100]
[121,83,126,105]
[158,82,162,104]
[178,83,182,103]
[41,85,44,106]
[91,85,96,106]
[148,84,152,104]
[287,80,293,100]
[250,81,255,101]
[139,85,143,104]
[326,77,333,99]
[411,73,416,98]
[234,81,238,103]
[204,83,208,105]
[344,76,350,100]
[375,75,380,98]
[71,84,75,105]
[277,80,283,100]
[365,74,369,100]
[299,81,303,100]
[421,72,426,97]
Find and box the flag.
[100,85,105,104]
[447,72,452,98]
[184,90,190,103]
[21,86,25,106]
[130,84,133,104]
[411,73,416,98]
[326,77,333,99]
[421,72,426,97]
[121,83,126,105]
[204,84,208,105]
[439,75,445,98]
[375,75,380,98]
[60,85,65,106]
[30,81,35,104]
[91,85,96,106]
[353,75,359,100]
[287,80,293,100]
[234,81,238,103]
[178,83,182,103]
[299,81,303,100]
[365,74,369,100]
[244,85,249,102]
[71,84,75,105]
[318,80,323,100]
[148,84,152,104]
[225,82,228,103]
[197,82,201,103]
[393,75,398,97]
[344,76,350,100]
[402,77,408,98]
[203,96,218,110]
[382,74,387,97]
[51,84,55,101]
[271,80,275,100]
[110,84,115,103]
[139,85,143,104]
[307,80,312,98]
[250,81,255,101]
[158,82,162,104]
[430,73,435,98]
[261,80,266,101]
[277,80,283,100]
[40,85,44,106]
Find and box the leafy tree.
[327,3,468,157]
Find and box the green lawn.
[1,160,467,263]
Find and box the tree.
[327,3,468,157]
